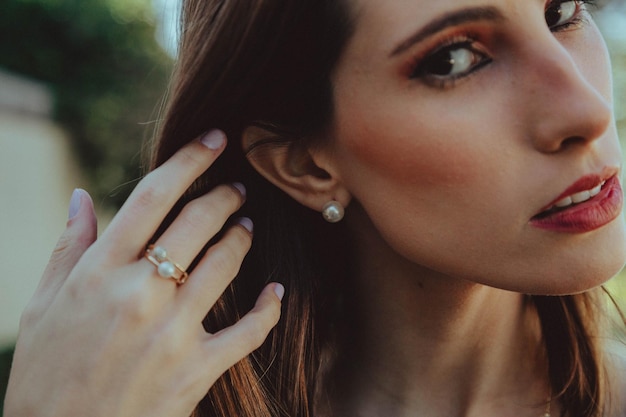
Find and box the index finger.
[99,130,227,262]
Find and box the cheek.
[330,92,515,265]
[333,100,486,192]
[329,83,537,287]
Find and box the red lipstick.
[530,172,623,233]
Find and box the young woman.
[4,0,626,416]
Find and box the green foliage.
[0,0,173,208]
[0,347,14,417]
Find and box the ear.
[242,125,351,213]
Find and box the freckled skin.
[323,0,625,294]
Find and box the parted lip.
[535,166,620,215]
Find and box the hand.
[3,130,284,417]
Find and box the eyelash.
[408,33,490,89]
[547,0,595,32]
[409,0,597,89]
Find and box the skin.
[294,0,626,415]
[5,1,626,416]
[324,0,626,295]
[4,133,284,417]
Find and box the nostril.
[539,135,589,154]
[560,136,588,149]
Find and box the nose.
[519,31,612,154]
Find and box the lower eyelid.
[550,3,593,32]
[551,15,588,32]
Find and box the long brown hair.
[150,1,620,416]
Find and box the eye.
[411,41,491,83]
[545,1,580,29]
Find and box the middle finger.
[142,183,246,282]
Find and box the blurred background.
[0,0,625,412]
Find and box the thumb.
[35,189,98,309]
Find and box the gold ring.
[144,245,189,285]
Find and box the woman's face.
[326,0,626,294]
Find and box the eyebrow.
[389,6,504,57]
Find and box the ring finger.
[141,183,246,287]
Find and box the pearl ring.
[144,245,189,285]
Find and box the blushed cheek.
[335,112,483,192]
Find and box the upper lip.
[536,166,620,215]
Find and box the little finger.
[201,283,284,374]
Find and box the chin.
[531,218,626,296]
[476,216,626,296]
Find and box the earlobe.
[242,125,351,213]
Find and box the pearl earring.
[322,201,345,223]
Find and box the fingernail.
[232,182,246,199]
[273,283,285,301]
[68,188,83,220]
[237,217,254,234]
[200,129,226,150]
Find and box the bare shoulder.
[605,339,626,417]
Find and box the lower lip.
[530,175,623,233]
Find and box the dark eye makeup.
[409,34,492,88]
[546,0,597,31]
[408,0,597,89]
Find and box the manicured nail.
[232,182,246,199]
[273,283,285,301]
[237,217,254,234]
[68,188,83,220]
[200,129,226,150]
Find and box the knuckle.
[198,224,251,278]
[228,227,252,252]
[179,200,214,230]
[243,307,281,349]
[65,269,106,299]
[132,181,170,211]
[54,231,73,253]
[114,285,155,324]
[219,184,245,206]
[264,302,282,328]
[208,246,240,278]
[48,231,93,270]
[64,271,154,324]
[241,320,270,350]
[202,185,242,214]
[174,144,207,167]
[19,303,42,329]
[149,324,187,360]
[49,233,74,264]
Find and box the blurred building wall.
[0,69,86,348]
